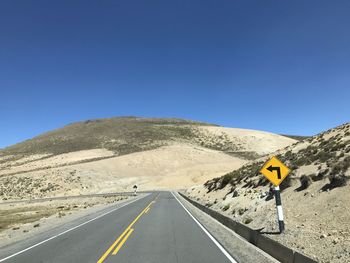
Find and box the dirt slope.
[0,117,296,200]
[186,122,350,263]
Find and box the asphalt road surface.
[0,192,237,263]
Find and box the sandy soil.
[0,143,249,200]
[0,149,115,176]
[71,143,248,190]
[199,126,296,155]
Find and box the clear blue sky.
[1,1,349,148]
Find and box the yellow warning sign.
[260,156,290,186]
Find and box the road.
[0,192,236,263]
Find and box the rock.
[33,223,40,228]
[320,234,327,239]
[260,192,267,198]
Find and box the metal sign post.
[274,185,285,233]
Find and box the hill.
[185,122,350,263]
[0,117,214,157]
[0,117,296,200]
[0,117,295,159]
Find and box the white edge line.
[0,194,148,262]
[172,192,238,263]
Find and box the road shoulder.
[173,191,279,263]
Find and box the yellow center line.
[112,228,134,255]
[144,207,150,214]
[96,198,155,263]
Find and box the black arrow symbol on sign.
[267,165,281,179]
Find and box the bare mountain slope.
[0,117,295,162]
[0,144,249,200]
[0,117,214,157]
[186,122,350,263]
[0,117,296,200]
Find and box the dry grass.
[0,117,214,157]
[0,117,294,164]
[0,195,127,232]
[0,206,58,231]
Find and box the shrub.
[310,172,324,181]
[316,150,334,163]
[219,174,233,189]
[285,150,292,158]
[330,160,350,175]
[238,208,246,215]
[256,177,269,187]
[328,173,348,188]
[294,158,308,166]
[232,189,239,198]
[299,175,312,190]
[331,143,345,152]
[243,217,253,224]
[344,156,350,165]
[204,179,218,193]
[222,204,230,211]
[290,164,298,170]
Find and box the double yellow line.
[97,199,155,263]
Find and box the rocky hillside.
[204,122,350,192]
[0,117,296,200]
[186,122,350,263]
